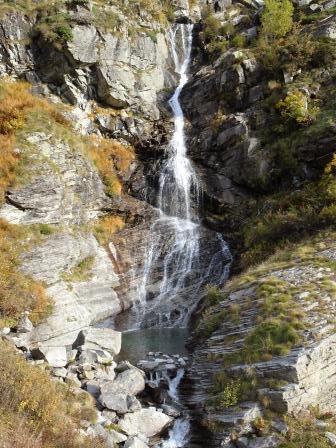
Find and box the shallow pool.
[117,327,190,364]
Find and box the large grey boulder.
[86,424,127,447]
[31,345,67,368]
[67,25,98,64]
[73,328,121,356]
[99,368,145,413]
[118,407,173,437]
[114,369,146,395]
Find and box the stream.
[113,23,232,448]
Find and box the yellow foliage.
[86,136,134,197]
[0,340,106,448]
[0,134,18,203]
[94,215,125,245]
[0,79,68,203]
[0,219,51,326]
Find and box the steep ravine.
[1,0,336,447]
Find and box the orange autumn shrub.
[0,340,106,448]
[86,136,134,197]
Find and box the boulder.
[99,390,134,414]
[101,409,117,422]
[115,369,146,395]
[99,369,145,413]
[118,407,173,437]
[116,360,144,374]
[86,424,127,447]
[78,347,113,365]
[161,404,181,418]
[109,429,128,444]
[85,380,101,398]
[124,436,149,448]
[65,372,81,387]
[51,367,67,378]
[31,345,67,368]
[73,328,121,356]
[67,25,98,64]
[17,312,33,333]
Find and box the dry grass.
[86,136,134,197]
[0,79,68,203]
[0,340,106,448]
[94,215,125,246]
[0,219,51,327]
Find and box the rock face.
[0,5,186,344]
[0,132,108,225]
[0,9,172,121]
[23,232,121,346]
[185,238,336,446]
[180,49,264,220]
[0,11,34,76]
[95,31,169,118]
[179,42,336,236]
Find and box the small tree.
[261,0,294,41]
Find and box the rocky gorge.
[0,0,336,447]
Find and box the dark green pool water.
[117,327,190,364]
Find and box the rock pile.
[2,320,192,447]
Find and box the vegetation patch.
[0,79,68,202]
[85,136,134,197]
[279,415,336,448]
[0,219,51,328]
[93,215,125,246]
[61,255,95,283]
[0,339,105,448]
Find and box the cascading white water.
[151,367,191,448]
[131,23,232,328]
[158,24,199,221]
[134,23,202,326]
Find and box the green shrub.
[312,37,336,68]
[276,90,317,124]
[244,319,301,361]
[206,286,224,306]
[260,0,294,41]
[212,372,242,408]
[231,34,246,48]
[257,24,315,75]
[38,224,55,236]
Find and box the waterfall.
[132,24,232,329]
